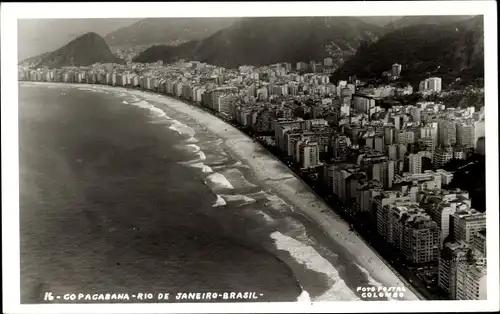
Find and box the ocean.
[18,83,400,304]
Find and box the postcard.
[2,1,498,313]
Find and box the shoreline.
[19,81,423,301]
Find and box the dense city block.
[18,57,487,300]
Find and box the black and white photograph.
[2,1,498,313]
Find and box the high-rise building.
[296,61,308,71]
[299,141,320,169]
[396,130,415,145]
[410,107,421,122]
[390,115,402,130]
[324,57,334,66]
[384,126,395,145]
[332,167,353,202]
[419,77,442,93]
[428,77,442,92]
[274,119,308,152]
[439,241,467,298]
[401,211,441,264]
[372,160,395,189]
[340,87,353,99]
[352,93,376,115]
[456,122,475,149]
[436,169,454,186]
[387,144,398,160]
[408,153,422,174]
[452,209,486,244]
[453,147,466,160]
[476,137,486,155]
[433,146,453,168]
[374,191,413,230]
[471,229,487,256]
[374,136,385,153]
[332,136,351,161]
[419,136,436,153]
[421,122,439,146]
[424,190,471,246]
[473,120,485,149]
[379,203,440,264]
[456,257,487,300]
[355,180,382,214]
[365,137,374,149]
[392,63,402,77]
[438,119,457,147]
[214,94,237,114]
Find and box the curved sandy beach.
[21,82,422,301]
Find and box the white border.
[2,1,498,313]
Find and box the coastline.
[19,81,423,301]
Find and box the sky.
[16,17,404,62]
[17,18,141,61]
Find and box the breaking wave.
[255,210,274,223]
[219,194,257,207]
[130,100,168,118]
[189,162,213,173]
[212,195,227,207]
[196,151,207,161]
[185,144,201,153]
[231,160,251,169]
[169,120,196,138]
[270,232,359,301]
[205,173,234,190]
[296,286,311,302]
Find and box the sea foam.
[255,210,274,223]
[169,120,196,138]
[212,195,227,207]
[131,100,169,119]
[186,137,199,143]
[231,161,251,169]
[78,87,95,91]
[296,286,312,302]
[219,194,257,207]
[190,162,213,173]
[205,173,234,190]
[270,231,360,301]
[196,151,207,161]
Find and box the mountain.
[133,41,199,64]
[17,18,141,61]
[23,32,125,68]
[359,16,403,27]
[332,16,484,87]
[384,15,475,30]
[134,17,385,68]
[104,18,240,49]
